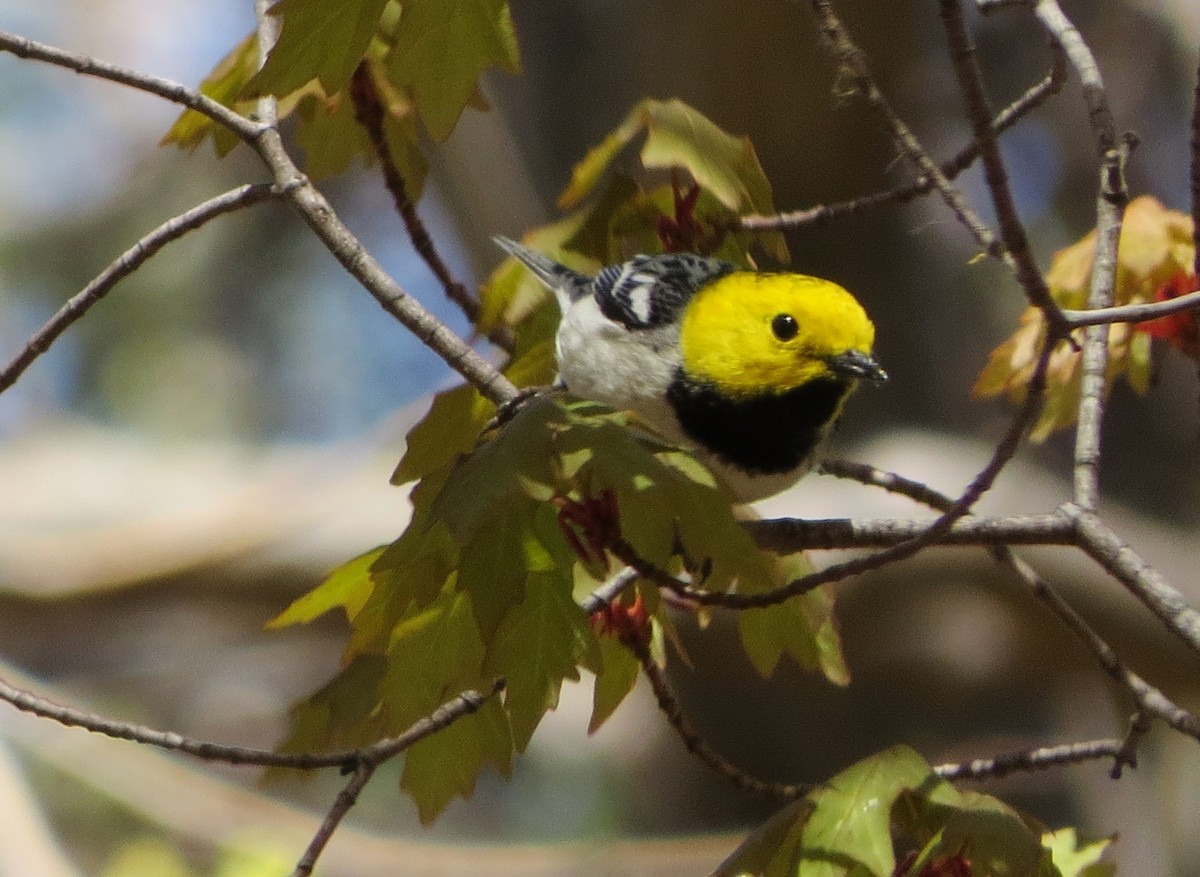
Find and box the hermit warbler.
[494,237,885,501]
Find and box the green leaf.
[589,634,641,734]
[429,395,560,542]
[487,572,600,751]
[294,91,372,179]
[346,520,457,657]
[737,553,848,683]
[387,0,521,140]
[161,34,258,156]
[246,0,390,97]
[276,654,390,755]
[267,545,385,629]
[896,782,1059,877]
[391,384,495,486]
[401,696,513,823]
[557,97,787,261]
[380,590,486,728]
[1042,829,1114,877]
[798,746,935,877]
[714,747,934,877]
[709,799,814,877]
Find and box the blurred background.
[1,0,1199,874]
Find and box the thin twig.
[0,183,284,395]
[1062,290,1200,328]
[287,681,504,877]
[739,58,1066,232]
[0,673,505,769]
[0,30,263,141]
[999,543,1200,743]
[934,738,1124,780]
[632,639,809,801]
[827,460,1199,756]
[939,0,1064,326]
[0,28,519,407]
[1031,0,1116,153]
[347,63,515,353]
[804,0,1005,263]
[290,762,373,877]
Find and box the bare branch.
[934,738,1125,781]
[804,0,1004,262]
[348,62,515,353]
[1071,152,1129,511]
[580,567,641,615]
[0,30,263,142]
[739,57,1066,232]
[0,672,504,770]
[939,0,1064,326]
[289,762,373,877]
[1029,0,1116,152]
[249,128,519,405]
[744,512,1073,553]
[286,681,504,877]
[632,639,809,801]
[1062,290,1200,328]
[0,28,519,407]
[0,183,284,395]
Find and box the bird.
[493,236,885,501]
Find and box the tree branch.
[1067,506,1200,659]
[0,28,519,408]
[739,57,1066,232]
[347,62,515,354]
[285,682,504,877]
[0,672,505,770]
[0,183,284,395]
[0,30,263,141]
[1061,290,1200,328]
[934,738,1124,781]
[939,0,1064,326]
[804,0,1004,263]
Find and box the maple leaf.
[973,196,1196,439]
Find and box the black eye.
[771,313,799,341]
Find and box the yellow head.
[677,272,883,396]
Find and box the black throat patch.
[666,374,851,475]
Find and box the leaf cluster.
[715,747,1113,877]
[974,196,1196,438]
[163,0,522,190]
[272,389,846,820]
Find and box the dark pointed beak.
[828,349,888,384]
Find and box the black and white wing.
[591,253,735,330]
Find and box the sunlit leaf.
[557,97,787,261]
[391,384,495,486]
[387,0,521,140]
[974,196,1197,438]
[161,34,259,156]
[1042,828,1115,877]
[266,545,385,629]
[589,634,641,734]
[380,590,486,729]
[487,571,600,751]
[401,696,513,823]
[246,0,390,97]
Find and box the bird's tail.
[493,236,591,310]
